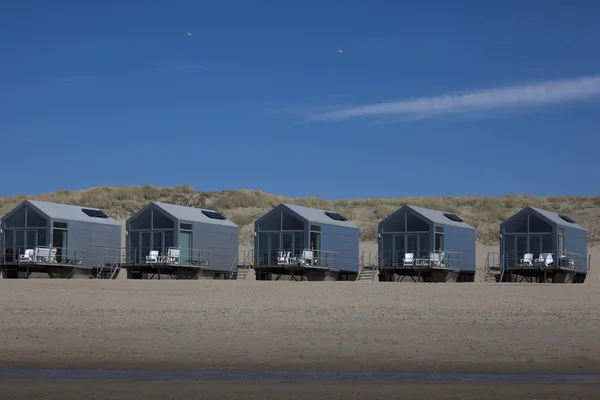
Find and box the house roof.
[379,205,474,229]
[151,202,238,227]
[407,205,475,229]
[506,206,587,231]
[25,200,120,225]
[281,203,358,229]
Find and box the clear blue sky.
[2,0,599,199]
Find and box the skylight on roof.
[325,211,348,221]
[202,210,226,220]
[81,208,109,218]
[558,214,576,224]
[443,213,464,223]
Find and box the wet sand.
[1,279,600,398]
[2,378,600,399]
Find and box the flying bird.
[185,32,192,36]
[337,49,343,54]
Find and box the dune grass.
[1,185,599,246]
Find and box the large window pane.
[130,210,151,230]
[26,208,47,228]
[529,235,541,254]
[406,213,429,232]
[5,208,25,228]
[529,214,552,233]
[152,209,173,229]
[542,235,552,253]
[419,234,430,259]
[38,229,47,246]
[26,230,36,249]
[164,231,174,249]
[282,211,303,230]
[294,232,304,257]
[383,210,405,232]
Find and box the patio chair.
[146,250,159,264]
[403,253,414,267]
[166,248,180,264]
[19,249,35,262]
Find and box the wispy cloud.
[306,74,600,123]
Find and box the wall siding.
[57,219,122,269]
[192,222,239,272]
[320,224,359,273]
[437,224,476,273]
[562,225,588,274]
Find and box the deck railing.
[256,248,339,270]
[3,246,85,266]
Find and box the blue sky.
[1,0,600,199]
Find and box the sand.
[3,379,600,399]
[1,279,600,375]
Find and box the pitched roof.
[527,207,586,231]
[407,205,475,229]
[152,202,238,227]
[26,200,120,225]
[282,203,358,229]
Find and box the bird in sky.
[337,49,343,54]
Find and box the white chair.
[146,250,159,264]
[35,247,51,263]
[520,253,534,267]
[543,253,554,267]
[166,248,180,264]
[403,253,414,267]
[20,249,35,262]
[49,248,57,263]
[277,251,290,265]
[298,250,313,266]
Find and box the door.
[153,231,164,256]
[179,231,192,264]
[52,229,67,263]
[515,235,527,266]
[282,233,294,252]
[293,232,304,258]
[558,234,565,257]
[14,230,25,259]
[141,232,151,262]
[269,233,280,266]
[393,235,405,267]
[529,235,542,257]
[407,234,418,256]
[310,232,321,266]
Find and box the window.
[53,222,68,229]
[180,223,193,230]
[443,213,463,223]
[310,225,321,232]
[82,208,109,218]
[558,214,576,224]
[325,211,348,221]
[435,226,444,233]
[202,210,226,220]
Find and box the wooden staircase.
[356,251,379,282]
[229,250,253,280]
[357,266,378,281]
[484,252,502,282]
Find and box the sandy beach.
[1,247,599,398]
[1,279,600,374]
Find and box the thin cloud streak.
[307,75,600,122]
